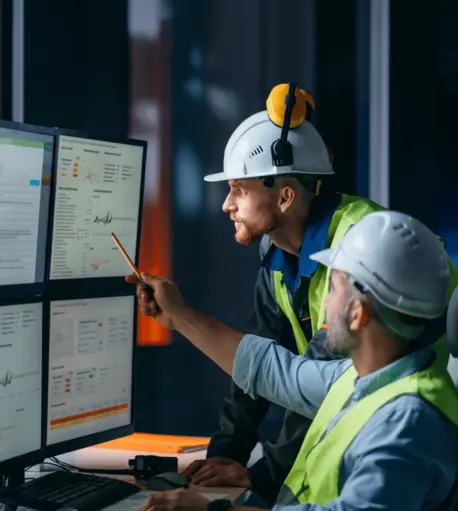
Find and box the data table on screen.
[47,296,134,445]
[49,136,144,280]
[0,129,53,286]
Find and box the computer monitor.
[0,301,43,472]
[48,133,146,286]
[0,121,54,296]
[45,295,135,455]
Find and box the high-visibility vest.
[273,194,385,354]
[273,193,458,367]
[279,357,458,506]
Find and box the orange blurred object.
[94,433,210,454]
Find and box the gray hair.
[341,274,425,352]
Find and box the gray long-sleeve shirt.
[233,335,458,511]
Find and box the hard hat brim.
[204,168,335,183]
[204,172,228,182]
[309,248,335,269]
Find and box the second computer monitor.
[49,133,145,282]
[46,295,135,453]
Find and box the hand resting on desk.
[140,489,208,511]
[183,458,251,488]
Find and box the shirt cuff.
[233,334,274,398]
[248,457,282,505]
[205,441,249,465]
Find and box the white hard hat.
[204,111,334,183]
[310,211,450,319]
[447,287,458,357]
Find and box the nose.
[222,192,236,213]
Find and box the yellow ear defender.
[264,83,322,196]
[266,83,315,129]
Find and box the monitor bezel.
[45,128,147,296]
[0,296,46,474]
[43,290,137,459]
[0,120,57,299]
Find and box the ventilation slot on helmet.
[393,223,420,249]
[249,145,264,158]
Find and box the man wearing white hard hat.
[133,211,458,511]
[183,83,388,502]
[171,82,456,503]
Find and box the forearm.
[173,307,244,374]
[233,334,346,417]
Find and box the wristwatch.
[206,499,233,511]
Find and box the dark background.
[1,0,457,439]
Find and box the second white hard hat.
[204,111,334,182]
[310,211,450,319]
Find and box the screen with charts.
[0,126,53,286]
[47,296,134,446]
[49,135,144,280]
[0,302,42,462]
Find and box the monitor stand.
[3,469,25,511]
[6,470,25,489]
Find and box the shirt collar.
[262,193,342,279]
[351,348,435,402]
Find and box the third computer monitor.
[0,300,43,471]
[48,132,146,291]
[45,295,135,455]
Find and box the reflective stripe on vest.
[273,194,386,352]
[282,358,458,506]
[273,271,308,355]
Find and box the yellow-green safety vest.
[272,194,458,506]
[273,193,458,366]
[281,357,458,506]
[273,194,385,355]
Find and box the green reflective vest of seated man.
[129,211,458,511]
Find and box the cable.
[49,457,75,471]
[40,462,72,473]
[49,456,130,476]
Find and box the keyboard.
[0,470,141,511]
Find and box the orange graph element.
[91,263,100,270]
[50,403,129,430]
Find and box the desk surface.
[0,435,249,510]
[56,445,246,504]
